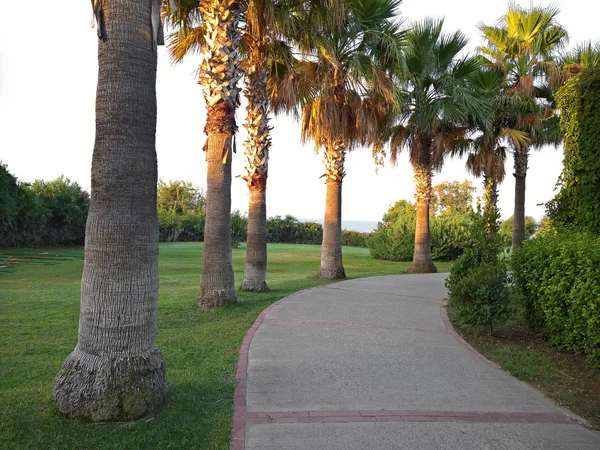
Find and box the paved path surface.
[232,274,600,449]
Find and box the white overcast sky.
[0,0,598,224]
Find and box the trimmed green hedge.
[511,229,600,365]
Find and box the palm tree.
[459,69,530,223]
[167,0,244,307]
[478,2,568,248]
[273,0,402,279]
[387,18,486,273]
[54,0,168,421]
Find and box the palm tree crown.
[387,18,487,273]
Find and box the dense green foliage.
[368,194,473,262]
[511,228,600,365]
[266,215,322,244]
[549,67,600,233]
[0,165,89,247]
[0,243,451,448]
[445,195,511,334]
[498,215,538,247]
[341,230,370,247]
[430,180,475,216]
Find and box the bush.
[230,210,248,248]
[341,230,370,247]
[446,190,511,335]
[511,227,600,365]
[266,215,322,244]
[0,165,89,247]
[368,212,471,261]
[30,177,89,246]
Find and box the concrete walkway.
[231,274,600,450]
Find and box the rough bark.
[483,171,499,235]
[241,7,270,292]
[54,0,167,422]
[241,187,268,291]
[199,129,238,307]
[512,148,528,249]
[319,141,346,279]
[409,151,437,274]
[197,0,243,307]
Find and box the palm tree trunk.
[242,187,268,290]
[319,141,346,279]
[197,0,244,307]
[483,171,499,235]
[54,0,167,422]
[409,158,437,274]
[241,12,270,292]
[512,148,528,249]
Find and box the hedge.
[511,229,600,365]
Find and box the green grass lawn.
[0,243,450,449]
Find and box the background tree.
[166,0,244,307]
[456,68,530,223]
[277,0,402,279]
[388,18,486,273]
[430,180,475,216]
[54,0,167,421]
[478,2,568,248]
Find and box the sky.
[0,0,598,227]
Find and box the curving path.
[231,274,600,450]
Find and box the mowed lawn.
[0,243,451,449]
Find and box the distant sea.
[300,218,378,233]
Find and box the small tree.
[446,183,511,335]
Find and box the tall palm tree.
[459,69,530,223]
[387,18,486,273]
[167,0,244,307]
[478,2,567,248]
[54,0,168,421]
[274,0,402,279]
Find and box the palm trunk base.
[319,265,347,279]
[198,289,237,308]
[240,279,269,292]
[54,346,167,422]
[408,260,438,274]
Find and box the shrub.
[230,210,248,248]
[511,227,600,365]
[368,212,471,261]
[0,166,89,247]
[446,188,511,335]
[368,219,414,261]
[30,177,89,246]
[341,230,370,247]
[266,215,322,244]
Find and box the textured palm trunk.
[483,171,499,235]
[197,0,244,307]
[319,141,346,279]
[512,148,528,249]
[409,149,437,274]
[54,0,167,422]
[242,188,268,290]
[241,9,270,292]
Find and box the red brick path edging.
[230,286,574,450]
[245,410,572,425]
[263,318,448,335]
